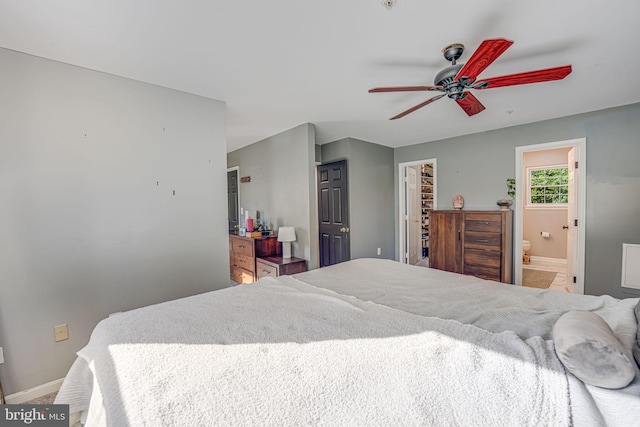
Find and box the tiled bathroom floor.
[523,258,572,293]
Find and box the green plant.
[506,178,516,200]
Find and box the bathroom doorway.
[398,159,436,266]
[514,138,586,294]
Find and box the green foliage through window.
[529,167,569,205]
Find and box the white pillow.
[553,310,635,389]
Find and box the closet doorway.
[227,166,240,231]
[514,138,586,294]
[398,159,436,266]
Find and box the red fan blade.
[369,85,443,93]
[455,38,513,83]
[455,92,486,116]
[389,94,446,120]
[475,65,572,89]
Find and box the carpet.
[415,257,429,268]
[25,391,57,404]
[522,268,557,289]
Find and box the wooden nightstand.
[256,256,307,279]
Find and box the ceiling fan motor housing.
[434,63,466,99]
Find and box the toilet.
[522,240,531,264]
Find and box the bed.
[56,258,640,426]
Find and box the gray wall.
[321,138,395,260]
[0,48,230,395]
[394,103,640,299]
[227,124,318,269]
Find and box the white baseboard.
[529,256,567,265]
[5,378,64,404]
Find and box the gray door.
[317,160,350,267]
[227,169,239,231]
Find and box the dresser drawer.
[256,260,278,279]
[231,254,255,273]
[463,265,501,282]
[464,231,501,250]
[231,266,254,284]
[230,236,254,257]
[464,248,501,268]
[465,213,502,233]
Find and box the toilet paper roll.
[541,231,551,238]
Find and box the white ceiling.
[1,0,639,152]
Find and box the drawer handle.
[475,239,489,243]
[262,270,271,274]
[480,221,489,225]
[238,244,246,248]
[476,256,489,261]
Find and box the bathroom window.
[526,165,569,207]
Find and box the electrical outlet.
[377,247,381,256]
[0,346,4,364]
[54,324,69,342]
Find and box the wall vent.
[621,243,640,290]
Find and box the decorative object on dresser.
[229,234,280,284]
[256,256,307,280]
[277,226,297,259]
[498,178,516,210]
[496,199,512,210]
[452,195,464,210]
[429,210,513,283]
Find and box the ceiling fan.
[369,38,572,120]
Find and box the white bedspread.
[57,276,570,427]
[291,259,640,427]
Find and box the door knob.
[340,227,350,233]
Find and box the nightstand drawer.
[256,256,307,277]
[256,260,278,279]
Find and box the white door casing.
[398,159,437,264]
[515,138,585,294]
[407,166,421,265]
[566,147,577,285]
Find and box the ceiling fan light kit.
[369,38,572,119]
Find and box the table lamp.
[277,226,296,259]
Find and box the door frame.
[397,158,437,264]
[227,166,240,230]
[514,138,586,294]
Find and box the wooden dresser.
[229,234,279,284]
[429,210,512,283]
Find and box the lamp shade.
[277,226,296,242]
